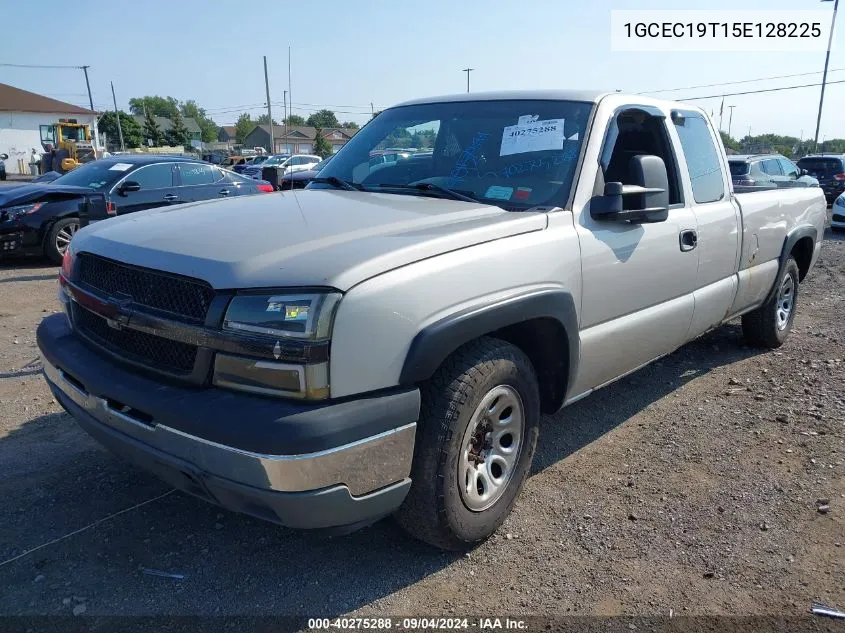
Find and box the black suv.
[796,154,845,204]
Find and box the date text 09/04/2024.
[308,618,528,630]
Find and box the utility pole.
[727,105,735,138]
[288,45,293,131]
[110,81,125,152]
[814,0,839,151]
[371,102,374,118]
[81,65,101,153]
[283,90,288,154]
[462,68,474,93]
[263,56,274,153]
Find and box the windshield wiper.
[375,183,480,204]
[310,176,362,191]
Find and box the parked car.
[33,170,63,184]
[832,192,845,231]
[220,156,249,171]
[0,152,7,181]
[796,154,845,204]
[241,153,291,180]
[233,155,269,174]
[728,154,819,193]
[39,91,825,550]
[281,154,322,175]
[1,155,273,263]
[279,155,332,190]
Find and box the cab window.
[673,113,725,204]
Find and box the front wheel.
[45,217,79,265]
[742,257,800,348]
[396,337,540,550]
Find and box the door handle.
[679,229,698,252]
[218,189,231,196]
[163,194,178,202]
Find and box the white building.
[0,83,97,175]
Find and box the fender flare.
[398,288,580,397]
[763,225,817,304]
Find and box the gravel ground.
[0,231,843,620]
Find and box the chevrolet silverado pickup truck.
[38,91,827,550]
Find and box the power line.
[679,79,845,101]
[641,67,845,95]
[0,62,84,69]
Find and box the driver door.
[571,106,699,396]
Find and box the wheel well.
[790,236,814,281]
[492,318,569,414]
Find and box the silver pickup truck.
[38,91,827,550]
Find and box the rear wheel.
[742,257,800,348]
[396,337,540,550]
[45,217,79,265]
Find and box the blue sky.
[3,0,843,139]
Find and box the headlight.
[215,291,341,400]
[1,202,43,222]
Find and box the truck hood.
[72,190,548,290]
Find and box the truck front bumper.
[37,314,418,531]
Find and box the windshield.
[50,161,128,190]
[313,99,591,209]
[263,155,290,167]
[729,161,750,176]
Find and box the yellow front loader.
[40,119,97,173]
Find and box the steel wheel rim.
[775,274,795,330]
[55,222,78,255]
[458,385,524,512]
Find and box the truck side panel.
[729,187,826,316]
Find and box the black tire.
[395,337,540,550]
[44,217,79,265]
[742,257,800,348]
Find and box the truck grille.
[73,304,198,374]
[75,253,214,323]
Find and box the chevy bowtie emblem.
[105,297,132,330]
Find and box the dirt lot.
[0,232,843,621]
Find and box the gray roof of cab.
[393,90,610,107]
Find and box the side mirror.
[591,155,670,223]
[800,168,808,176]
[118,181,141,194]
[0,153,8,160]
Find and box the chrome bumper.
[43,356,416,497]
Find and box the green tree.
[283,114,306,126]
[97,111,143,149]
[235,113,254,144]
[180,99,218,143]
[129,96,179,118]
[142,110,163,146]
[312,128,333,158]
[341,121,360,129]
[306,109,340,128]
[167,108,190,147]
[719,131,741,153]
[256,113,279,126]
